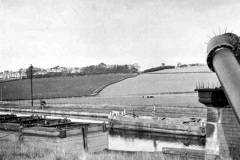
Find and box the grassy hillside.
[99,72,219,96]
[0,74,135,100]
[93,65,217,108]
[14,66,217,108]
[3,65,218,108]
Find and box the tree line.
[143,65,175,73]
[25,63,140,79]
[81,63,139,75]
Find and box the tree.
[26,65,35,79]
[98,63,107,68]
[67,67,73,74]
[177,62,181,67]
[18,68,23,79]
[74,67,80,73]
[60,67,68,73]
[133,63,140,70]
[161,63,165,67]
[124,64,129,73]
[129,63,140,73]
[3,70,9,79]
[53,66,60,72]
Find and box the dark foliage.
[143,65,175,73]
[81,64,139,75]
[26,63,139,79]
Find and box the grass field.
[8,66,218,108]
[0,139,198,160]
[10,93,207,118]
[93,66,218,108]
[17,93,202,107]
[0,74,136,100]
[0,139,165,160]
[2,66,219,109]
[99,72,219,97]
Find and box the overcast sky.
[1,0,240,71]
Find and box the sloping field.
[151,65,211,73]
[99,72,219,96]
[16,93,201,107]
[0,74,135,100]
[94,66,218,109]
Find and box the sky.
[1,0,240,72]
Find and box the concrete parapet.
[197,88,240,160]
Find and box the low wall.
[0,122,108,153]
[23,131,108,153]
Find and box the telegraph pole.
[30,64,33,107]
[0,89,2,102]
[1,86,6,102]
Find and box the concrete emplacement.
[198,33,240,159]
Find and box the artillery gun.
[205,33,240,123]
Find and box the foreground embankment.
[0,139,204,160]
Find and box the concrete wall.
[23,131,108,153]
[205,106,240,160]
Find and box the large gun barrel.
[207,33,240,123]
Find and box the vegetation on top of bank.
[0,63,140,81]
[143,65,175,73]
[142,63,205,73]
[27,63,140,79]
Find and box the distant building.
[10,72,20,79]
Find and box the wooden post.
[82,126,88,151]
[30,64,33,107]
